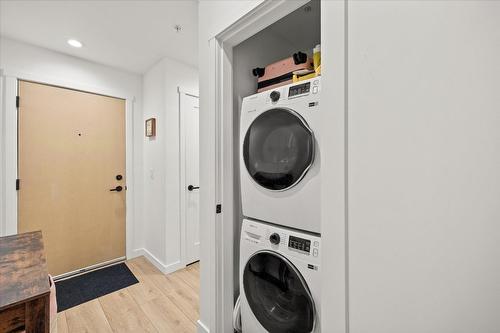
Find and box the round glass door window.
[243,251,315,333]
[243,108,314,191]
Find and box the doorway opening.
[200,1,326,331]
[179,89,201,266]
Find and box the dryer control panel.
[288,82,311,98]
[288,235,311,253]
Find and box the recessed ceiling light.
[67,39,83,48]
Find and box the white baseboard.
[130,248,145,259]
[197,320,210,333]
[131,248,185,275]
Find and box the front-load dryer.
[240,77,321,233]
[240,219,321,333]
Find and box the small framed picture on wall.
[145,118,156,137]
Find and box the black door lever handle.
[187,185,199,191]
[110,186,123,192]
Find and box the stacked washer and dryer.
[238,77,322,333]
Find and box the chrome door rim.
[243,249,317,332]
[243,107,315,192]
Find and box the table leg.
[25,294,50,333]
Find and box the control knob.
[270,91,280,102]
[269,233,280,245]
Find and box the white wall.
[141,56,198,273]
[0,37,144,252]
[320,2,347,332]
[348,2,500,332]
[201,2,500,333]
[198,2,265,331]
[0,37,200,276]
[199,0,265,43]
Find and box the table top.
[0,231,50,310]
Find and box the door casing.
[0,69,136,267]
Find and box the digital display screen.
[288,82,311,97]
[288,235,311,253]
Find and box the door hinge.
[216,204,222,214]
[16,96,20,108]
[16,179,20,191]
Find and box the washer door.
[243,251,315,333]
[243,108,314,191]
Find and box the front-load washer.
[240,219,321,333]
[240,77,321,233]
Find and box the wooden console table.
[0,231,50,333]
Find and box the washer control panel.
[242,219,321,264]
[288,235,311,253]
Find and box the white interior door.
[181,92,200,264]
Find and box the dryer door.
[243,108,314,191]
[243,251,315,333]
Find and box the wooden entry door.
[181,92,200,264]
[18,80,126,277]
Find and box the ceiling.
[0,0,198,73]
[268,0,320,51]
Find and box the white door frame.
[0,69,136,263]
[198,1,346,332]
[178,87,199,267]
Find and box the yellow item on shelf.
[315,65,321,76]
[313,44,321,71]
[293,72,317,83]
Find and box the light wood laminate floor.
[56,256,200,333]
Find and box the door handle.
[110,186,123,192]
[187,185,199,191]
